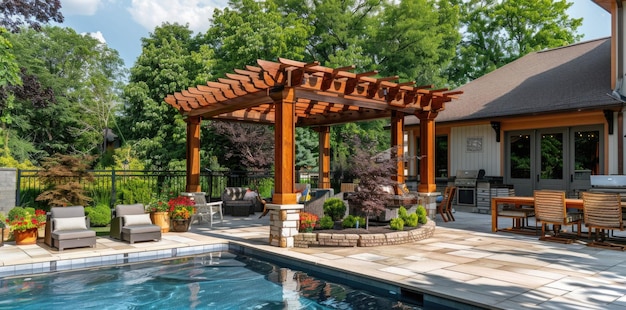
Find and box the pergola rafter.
[164,58,459,127]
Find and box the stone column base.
[417,192,440,220]
[266,203,304,248]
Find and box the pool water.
[0,252,421,309]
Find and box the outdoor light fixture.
[490,121,501,142]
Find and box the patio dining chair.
[582,191,625,250]
[437,186,456,222]
[534,190,582,243]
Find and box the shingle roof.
[406,37,619,125]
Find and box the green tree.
[295,127,318,169]
[8,26,125,163]
[121,23,212,170]
[447,0,582,85]
[204,0,313,77]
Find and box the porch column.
[317,126,331,189]
[417,111,437,193]
[185,116,201,193]
[267,86,303,248]
[391,111,405,192]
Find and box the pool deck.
[2,211,626,310]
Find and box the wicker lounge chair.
[49,206,96,251]
[111,204,161,244]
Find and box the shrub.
[404,213,419,227]
[323,198,346,221]
[85,204,111,227]
[398,206,418,227]
[416,205,428,224]
[319,215,334,229]
[390,218,404,230]
[116,178,152,205]
[342,215,366,228]
[398,206,408,219]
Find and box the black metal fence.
[15,169,329,209]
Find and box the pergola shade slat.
[165,58,459,127]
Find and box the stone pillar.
[267,203,303,248]
[0,168,16,214]
[418,192,440,220]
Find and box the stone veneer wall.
[0,168,16,215]
[268,204,303,248]
[294,218,436,248]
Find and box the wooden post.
[390,111,405,191]
[417,111,437,193]
[270,87,297,204]
[317,126,331,189]
[185,116,201,193]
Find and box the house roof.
[405,37,619,126]
[164,58,460,127]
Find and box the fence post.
[110,170,116,209]
[15,169,21,207]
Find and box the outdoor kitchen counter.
[490,196,583,232]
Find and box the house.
[403,1,623,205]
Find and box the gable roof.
[406,37,619,125]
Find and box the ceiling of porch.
[164,58,461,127]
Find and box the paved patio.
[2,210,626,309]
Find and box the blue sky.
[58,0,611,68]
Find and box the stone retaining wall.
[294,219,436,248]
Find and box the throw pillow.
[123,214,152,226]
[54,217,87,231]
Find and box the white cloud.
[128,0,227,33]
[86,31,107,44]
[61,0,101,16]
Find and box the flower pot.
[170,219,190,232]
[38,225,45,239]
[14,228,38,245]
[150,212,170,233]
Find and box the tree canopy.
[0,0,584,174]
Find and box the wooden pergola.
[164,57,461,205]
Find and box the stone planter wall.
[294,218,436,248]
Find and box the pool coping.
[0,238,489,309]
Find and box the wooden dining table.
[491,196,583,232]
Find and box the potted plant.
[146,201,170,233]
[6,207,47,245]
[168,196,195,232]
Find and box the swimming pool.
[0,252,421,309]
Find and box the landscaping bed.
[294,219,435,248]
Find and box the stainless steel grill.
[589,175,626,200]
[455,170,479,206]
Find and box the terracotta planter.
[14,228,38,245]
[170,219,190,232]
[38,225,45,239]
[150,212,170,233]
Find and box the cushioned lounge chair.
[111,204,161,244]
[50,206,96,251]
